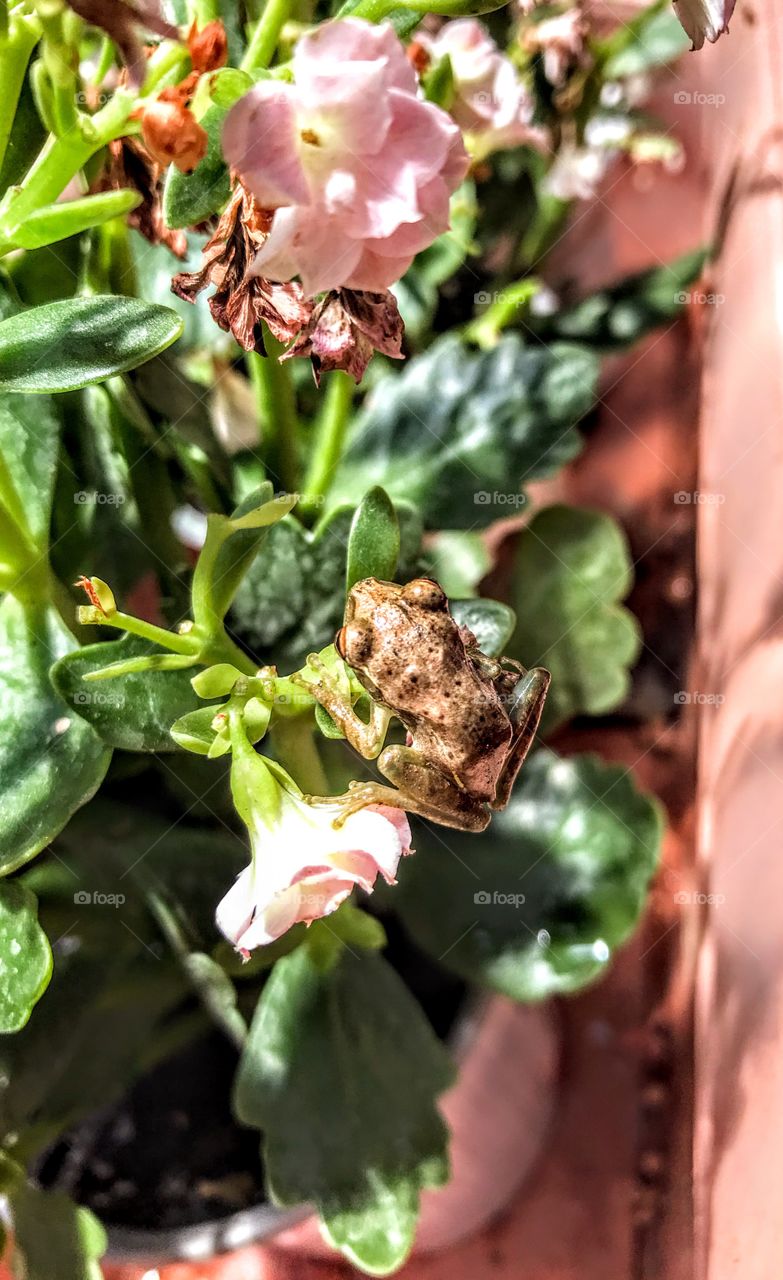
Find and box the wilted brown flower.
[101,136,187,257]
[188,19,229,74]
[172,185,312,354]
[65,0,179,89]
[138,86,208,174]
[281,289,404,385]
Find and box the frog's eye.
[336,624,373,664]
[402,578,447,610]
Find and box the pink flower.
[217,795,412,951]
[419,19,546,161]
[222,19,468,296]
[673,0,736,49]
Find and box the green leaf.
[182,951,246,1046]
[0,883,52,1032]
[3,190,142,252]
[0,597,111,875]
[51,634,202,752]
[346,486,400,593]
[509,506,641,731]
[0,297,183,393]
[0,390,60,549]
[529,248,709,349]
[11,1183,107,1280]
[234,946,453,1275]
[230,502,423,671]
[426,531,490,598]
[450,598,516,658]
[329,335,596,528]
[169,704,224,754]
[163,103,232,228]
[393,751,663,1001]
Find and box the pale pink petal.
[344,246,415,291]
[223,82,310,208]
[295,19,417,95]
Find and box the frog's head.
[336,577,448,672]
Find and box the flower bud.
[188,19,229,74]
[74,574,116,617]
[140,90,208,174]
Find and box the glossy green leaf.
[234,945,453,1275]
[11,1183,107,1280]
[3,190,142,252]
[230,502,423,671]
[393,752,663,1001]
[509,506,641,731]
[450,598,516,658]
[51,634,202,752]
[163,103,232,228]
[0,389,60,549]
[346,487,400,593]
[0,597,111,875]
[330,335,596,528]
[0,297,183,393]
[0,883,52,1032]
[529,248,709,349]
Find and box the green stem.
[0,89,134,235]
[191,0,220,21]
[0,16,39,178]
[241,0,298,70]
[464,279,540,349]
[299,372,354,522]
[247,339,300,494]
[271,717,328,794]
[88,610,200,655]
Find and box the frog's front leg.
[316,746,490,832]
[292,654,391,759]
[491,666,551,811]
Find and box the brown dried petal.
[140,93,208,174]
[100,138,186,258]
[281,289,404,385]
[188,20,229,74]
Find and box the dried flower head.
[139,87,208,174]
[188,19,229,74]
[172,185,312,354]
[282,288,404,384]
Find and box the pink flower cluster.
[419,19,545,162]
[223,19,468,296]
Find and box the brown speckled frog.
[298,577,551,831]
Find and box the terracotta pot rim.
[100,988,518,1266]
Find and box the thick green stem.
[0,17,39,178]
[0,89,134,235]
[241,0,297,70]
[299,372,354,522]
[247,340,300,494]
[89,610,200,655]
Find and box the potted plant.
[0,0,711,1274]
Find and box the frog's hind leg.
[491,667,551,811]
[308,746,490,832]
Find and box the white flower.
[673,0,736,49]
[216,738,412,952]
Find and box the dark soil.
[37,922,466,1232]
